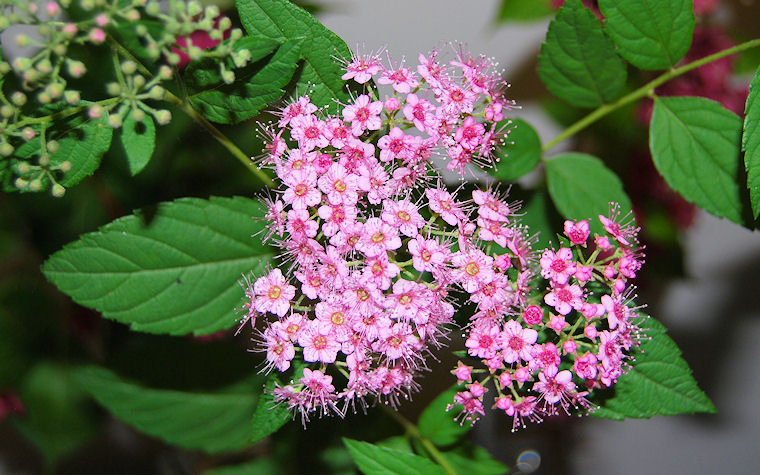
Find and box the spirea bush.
[2,0,757,472]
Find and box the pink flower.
[403,93,435,132]
[573,352,598,380]
[448,391,485,425]
[282,168,321,210]
[299,321,341,363]
[501,320,538,364]
[466,323,501,359]
[540,247,577,284]
[290,114,329,151]
[452,361,473,382]
[318,163,359,206]
[381,199,424,237]
[472,189,513,223]
[357,161,392,205]
[534,368,575,405]
[544,284,583,315]
[454,116,486,150]
[548,314,568,333]
[378,65,419,93]
[264,327,296,371]
[426,188,466,225]
[341,48,383,83]
[522,305,543,326]
[452,249,494,293]
[357,217,402,257]
[342,95,383,136]
[278,96,318,128]
[564,220,589,246]
[253,269,296,317]
[377,127,412,163]
[286,209,318,239]
[408,235,447,273]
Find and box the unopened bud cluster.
[0,0,249,195]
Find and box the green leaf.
[650,96,744,225]
[13,363,98,467]
[545,152,632,234]
[185,35,282,90]
[205,458,280,475]
[251,374,291,444]
[120,114,156,175]
[490,119,542,182]
[343,438,447,475]
[42,196,273,336]
[598,0,694,70]
[74,366,259,453]
[236,0,351,113]
[537,0,627,108]
[375,436,413,453]
[53,114,113,187]
[418,386,470,447]
[497,0,554,22]
[439,443,509,475]
[743,65,760,220]
[189,38,302,124]
[594,318,716,419]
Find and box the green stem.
[542,38,760,153]
[382,407,457,475]
[106,35,275,188]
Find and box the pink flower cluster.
[449,205,647,430]
[237,46,529,422]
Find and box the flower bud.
[15,34,30,48]
[46,83,64,98]
[64,90,80,105]
[11,92,27,106]
[36,59,53,75]
[95,13,109,27]
[147,85,164,100]
[187,1,202,16]
[221,70,235,85]
[52,44,67,56]
[146,2,160,16]
[61,23,77,38]
[38,155,50,167]
[205,5,220,18]
[106,82,121,96]
[125,9,140,21]
[14,178,29,189]
[12,57,32,72]
[21,128,36,141]
[166,53,180,65]
[89,28,106,44]
[58,160,72,172]
[188,46,202,61]
[0,143,14,157]
[131,108,145,122]
[133,75,146,88]
[15,161,30,174]
[0,105,13,118]
[121,61,137,75]
[218,17,232,31]
[154,109,171,125]
[28,179,42,191]
[51,183,66,197]
[230,28,243,41]
[232,50,251,68]
[88,105,104,119]
[158,65,172,80]
[66,59,86,78]
[107,114,123,128]
[46,140,60,153]
[45,2,61,17]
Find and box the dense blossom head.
[239,45,647,430]
[448,210,647,431]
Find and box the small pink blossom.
[544,284,584,316]
[341,49,383,83]
[253,269,296,317]
[501,319,538,364]
[564,220,589,245]
[342,95,383,136]
[378,65,419,93]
